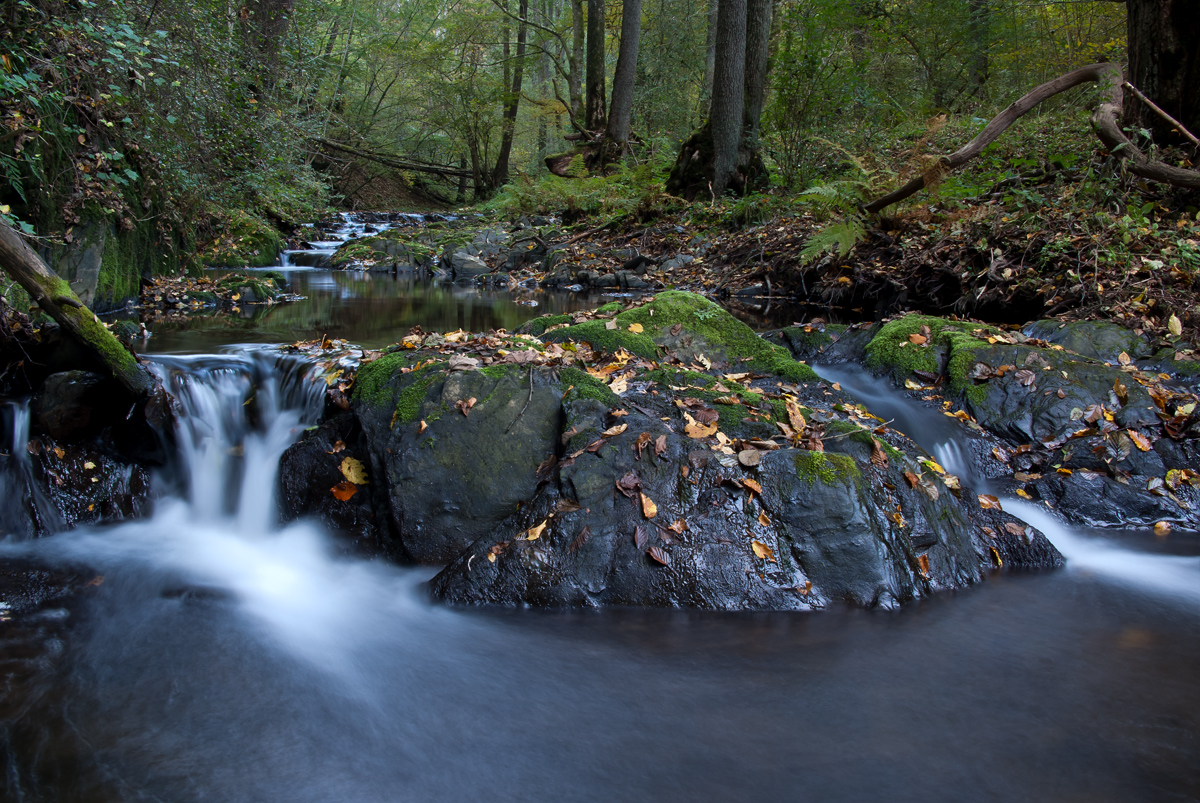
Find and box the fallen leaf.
[670,323,683,336]
[634,524,650,549]
[917,553,930,578]
[978,494,1002,510]
[1118,351,1131,366]
[738,449,761,467]
[1015,488,1032,499]
[330,481,357,501]
[758,509,771,526]
[83,461,96,470]
[340,456,369,484]
[795,580,813,595]
[870,438,888,468]
[52,446,65,459]
[605,320,618,330]
[524,520,548,541]
[1154,521,1172,536]
[785,399,807,434]
[989,546,1003,567]
[743,478,763,494]
[1004,522,1028,537]
[455,397,477,416]
[640,492,658,519]
[628,322,644,333]
[908,333,928,345]
[601,423,628,437]
[668,519,687,534]
[904,471,920,488]
[751,540,775,561]
[647,545,671,565]
[616,470,642,497]
[568,525,593,552]
[1128,430,1153,451]
[655,434,667,457]
[1168,314,1183,338]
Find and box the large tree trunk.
[1125,0,1199,140]
[585,0,607,131]
[0,221,155,399]
[493,0,529,189]
[602,0,642,157]
[710,0,747,196]
[243,0,295,93]
[701,0,719,106]
[967,0,989,96]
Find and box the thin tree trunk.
[702,0,718,105]
[0,221,155,398]
[967,0,989,96]
[710,0,747,196]
[585,0,607,130]
[742,0,771,148]
[494,0,529,188]
[604,0,641,150]
[570,0,585,122]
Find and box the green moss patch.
[560,366,620,406]
[793,450,861,486]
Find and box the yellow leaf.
[921,458,945,475]
[231,293,241,301]
[905,379,923,390]
[1118,351,1131,366]
[340,456,369,485]
[83,461,96,470]
[601,423,628,437]
[628,322,644,333]
[743,478,763,494]
[1015,488,1032,499]
[525,520,548,540]
[751,540,775,561]
[758,509,771,526]
[53,446,65,459]
[487,552,497,562]
[1154,521,1172,536]
[640,492,658,519]
[683,413,719,439]
[1168,314,1183,338]
[785,399,806,434]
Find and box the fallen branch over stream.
[865,63,1200,215]
[0,219,156,398]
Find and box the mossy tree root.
[0,219,156,398]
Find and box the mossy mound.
[539,291,819,383]
[200,211,283,268]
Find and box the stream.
[0,218,1198,801]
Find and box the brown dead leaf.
[616,470,642,498]
[758,509,771,526]
[1004,522,1028,537]
[668,519,687,534]
[647,545,671,566]
[601,423,628,438]
[904,471,920,488]
[325,440,347,455]
[654,434,667,457]
[418,420,428,434]
[568,525,592,552]
[785,399,807,435]
[670,323,682,336]
[917,554,930,578]
[525,520,548,541]
[870,438,888,468]
[330,481,357,501]
[978,494,1002,510]
[1128,430,1153,452]
[738,449,761,467]
[908,333,928,346]
[455,397,477,416]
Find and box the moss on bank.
[794,450,861,486]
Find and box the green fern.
[799,214,867,263]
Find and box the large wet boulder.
[859,314,1200,528]
[323,292,1060,609]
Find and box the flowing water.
[0,220,1198,800]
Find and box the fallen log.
[865,63,1200,215]
[0,219,156,399]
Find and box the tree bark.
[710,0,747,196]
[864,62,1200,215]
[585,0,607,130]
[1125,0,1199,140]
[603,0,642,152]
[0,221,155,399]
[966,0,989,96]
[493,0,529,188]
[702,0,718,105]
[742,0,771,148]
[570,0,585,123]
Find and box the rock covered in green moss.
[200,211,283,268]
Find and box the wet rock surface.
[284,292,1062,610]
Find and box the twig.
[1124,81,1200,148]
[505,366,535,434]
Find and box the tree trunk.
[570,0,585,123]
[710,0,747,196]
[742,0,771,148]
[702,0,718,105]
[967,0,989,96]
[585,0,607,131]
[243,0,295,93]
[493,0,529,189]
[0,221,155,399]
[1125,0,1199,140]
[603,0,642,154]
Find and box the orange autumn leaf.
[330,481,358,501]
[640,492,658,519]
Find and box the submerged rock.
[286,292,1061,611]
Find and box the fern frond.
[800,215,867,264]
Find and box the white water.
[814,363,1200,610]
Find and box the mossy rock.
[201,211,283,268]
[540,291,818,383]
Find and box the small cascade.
[814,363,1200,608]
[0,400,63,536]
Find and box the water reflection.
[136,270,620,353]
